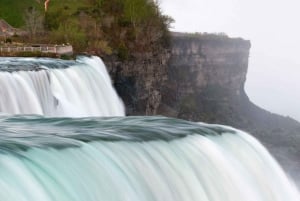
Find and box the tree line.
[21,0,173,59]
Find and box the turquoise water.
[0,115,230,151]
[0,57,77,72]
[0,115,299,201]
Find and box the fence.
[0,45,73,55]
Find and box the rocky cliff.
[104,32,300,185]
[104,50,170,115]
[158,33,251,122]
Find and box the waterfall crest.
[0,57,125,117]
[0,116,298,201]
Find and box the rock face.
[158,33,251,122]
[104,32,300,186]
[103,51,170,115]
[0,19,26,37]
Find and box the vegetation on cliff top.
[0,0,40,27]
[0,0,173,59]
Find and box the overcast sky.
[160,0,300,122]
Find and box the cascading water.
[0,56,298,201]
[0,116,298,201]
[0,57,124,117]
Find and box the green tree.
[42,0,173,56]
[24,6,44,40]
[51,19,87,50]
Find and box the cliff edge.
[105,32,300,185]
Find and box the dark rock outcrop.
[104,50,170,115]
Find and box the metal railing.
[0,45,73,54]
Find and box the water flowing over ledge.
[0,56,125,117]
[0,116,233,151]
[0,115,298,201]
[0,56,299,201]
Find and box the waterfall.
[0,57,298,201]
[0,116,298,201]
[0,56,125,117]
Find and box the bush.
[15,51,58,58]
[5,38,12,43]
[42,0,174,58]
[60,54,74,60]
[117,43,129,60]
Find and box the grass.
[0,0,43,27]
[47,0,87,13]
[0,0,87,28]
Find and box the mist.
[160,0,300,122]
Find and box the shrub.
[5,38,12,43]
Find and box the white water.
[0,57,125,117]
[0,56,299,201]
[0,129,298,201]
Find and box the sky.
[160,0,300,122]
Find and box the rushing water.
[0,57,298,201]
[0,116,298,201]
[0,57,124,117]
